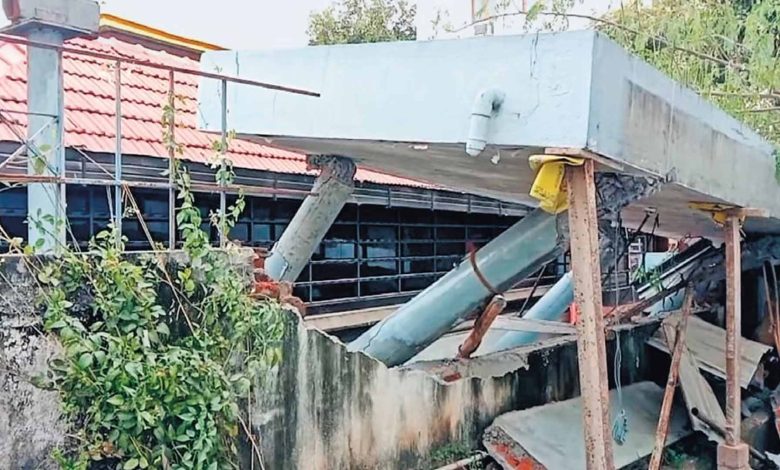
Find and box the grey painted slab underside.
[487,381,690,469]
[199,31,779,239]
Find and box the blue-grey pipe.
[348,208,567,366]
[487,272,573,353]
[265,155,356,282]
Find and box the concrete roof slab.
[199,31,780,239]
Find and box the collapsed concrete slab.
[198,31,780,241]
[483,381,691,469]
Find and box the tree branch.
[448,9,745,72]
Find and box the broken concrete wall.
[252,316,658,469]
[0,255,65,470]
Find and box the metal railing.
[0,32,319,250]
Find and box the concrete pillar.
[265,155,356,282]
[2,0,100,252]
[26,28,66,252]
[348,208,567,366]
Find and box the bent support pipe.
[264,155,356,282]
[348,208,568,366]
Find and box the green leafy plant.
[29,99,285,468]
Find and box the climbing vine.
[26,101,285,468]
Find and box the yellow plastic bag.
[528,155,585,214]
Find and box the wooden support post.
[648,287,694,470]
[724,215,741,445]
[566,159,615,470]
[718,214,749,470]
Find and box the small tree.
[307,0,416,45]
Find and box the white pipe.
[465,88,505,157]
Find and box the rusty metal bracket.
[468,248,500,296]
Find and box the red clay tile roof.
[0,35,429,188]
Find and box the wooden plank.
[305,285,552,332]
[724,215,742,446]
[649,288,694,470]
[566,159,615,470]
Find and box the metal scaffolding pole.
[114,60,123,245]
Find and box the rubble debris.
[647,315,770,389]
[482,382,690,470]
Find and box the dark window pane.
[66,188,89,215]
[436,256,460,272]
[252,224,272,242]
[364,243,396,258]
[92,191,110,217]
[399,207,433,224]
[438,242,464,256]
[436,226,465,240]
[140,192,168,217]
[402,243,433,257]
[0,215,25,240]
[312,262,357,281]
[311,282,357,302]
[293,285,310,302]
[360,225,396,241]
[68,218,91,242]
[147,221,168,242]
[274,224,287,240]
[273,200,299,220]
[251,198,271,220]
[326,224,356,241]
[360,206,397,223]
[401,226,431,240]
[361,260,397,277]
[402,275,436,292]
[336,204,357,222]
[229,222,249,242]
[402,259,434,274]
[467,226,493,240]
[435,211,464,224]
[0,188,26,214]
[323,242,355,260]
[361,279,397,296]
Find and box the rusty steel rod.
[456,294,507,359]
[0,33,320,97]
[648,286,694,470]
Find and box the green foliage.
[425,442,483,469]
[307,0,416,45]
[33,113,285,467]
[600,0,780,147]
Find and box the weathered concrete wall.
[1,249,657,469]
[252,315,657,469]
[0,256,65,470]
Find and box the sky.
[0,0,623,49]
[0,0,335,49]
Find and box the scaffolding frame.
[0,32,320,251]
